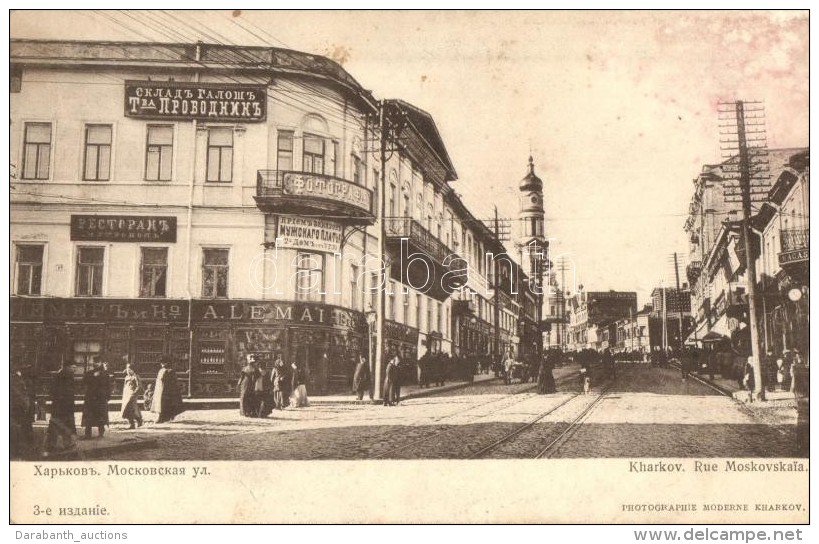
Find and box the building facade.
[684,148,808,357]
[10,39,539,397]
[566,290,638,351]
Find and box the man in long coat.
[44,359,77,454]
[81,359,109,438]
[152,358,185,423]
[382,355,398,406]
[11,367,33,458]
[256,365,274,417]
[353,355,370,401]
[238,355,259,417]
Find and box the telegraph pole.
[673,252,684,350]
[734,101,765,401]
[719,100,769,401]
[373,100,388,400]
[493,205,501,362]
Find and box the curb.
[40,438,159,461]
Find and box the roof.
[386,99,458,183]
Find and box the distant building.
[566,290,637,351]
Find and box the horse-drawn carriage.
[507,361,532,384]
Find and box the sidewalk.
[23,367,580,461]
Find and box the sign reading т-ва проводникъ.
[124,81,267,122]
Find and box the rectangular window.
[415,294,422,329]
[145,125,173,181]
[302,134,324,174]
[369,273,378,311]
[202,248,229,298]
[389,184,396,218]
[76,246,104,297]
[73,340,101,376]
[15,244,44,295]
[332,141,339,176]
[22,122,51,180]
[350,264,360,311]
[83,124,112,181]
[277,130,293,171]
[206,128,233,182]
[139,247,168,298]
[437,302,443,332]
[427,300,433,333]
[388,285,395,321]
[296,252,324,302]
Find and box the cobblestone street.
[93,364,802,461]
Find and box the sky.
[9,10,809,305]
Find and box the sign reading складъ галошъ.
[124,81,267,122]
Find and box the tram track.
[368,372,580,460]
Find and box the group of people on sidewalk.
[237,354,309,418]
[10,356,186,458]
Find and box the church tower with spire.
[518,156,548,356]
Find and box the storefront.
[384,320,419,386]
[10,297,368,397]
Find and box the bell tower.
[518,156,548,357]
[519,156,547,276]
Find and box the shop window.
[295,252,324,302]
[83,124,112,181]
[145,125,173,181]
[15,244,44,295]
[75,246,104,297]
[73,340,101,375]
[140,247,168,298]
[21,122,51,180]
[302,133,325,174]
[206,127,233,182]
[202,248,229,298]
[277,130,293,171]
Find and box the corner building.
[10,39,525,397]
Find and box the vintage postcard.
[7,10,809,525]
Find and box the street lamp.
[365,304,377,398]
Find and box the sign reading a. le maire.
[125,81,267,122]
[71,215,177,243]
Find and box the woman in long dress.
[120,364,143,429]
[352,355,370,401]
[151,358,185,423]
[289,361,309,407]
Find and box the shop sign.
[125,81,266,122]
[779,249,809,266]
[71,215,176,243]
[385,320,420,343]
[276,216,343,253]
[10,298,189,323]
[282,172,372,214]
[193,301,366,331]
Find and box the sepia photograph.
[7,9,810,526]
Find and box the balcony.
[779,228,809,267]
[385,217,464,301]
[255,170,375,225]
[686,261,702,286]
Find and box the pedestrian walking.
[353,355,370,401]
[383,354,398,406]
[290,361,309,407]
[43,359,77,455]
[256,365,274,417]
[503,351,515,385]
[791,350,809,456]
[81,358,109,439]
[537,356,556,394]
[143,383,154,412]
[11,367,34,458]
[391,353,402,404]
[238,355,259,417]
[152,357,185,423]
[271,357,287,410]
[119,364,143,429]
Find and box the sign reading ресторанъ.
[124,81,267,122]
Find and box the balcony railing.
[780,229,809,252]
[384,217,452,265]
[686,261,702,286]
[255,170,374,219]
